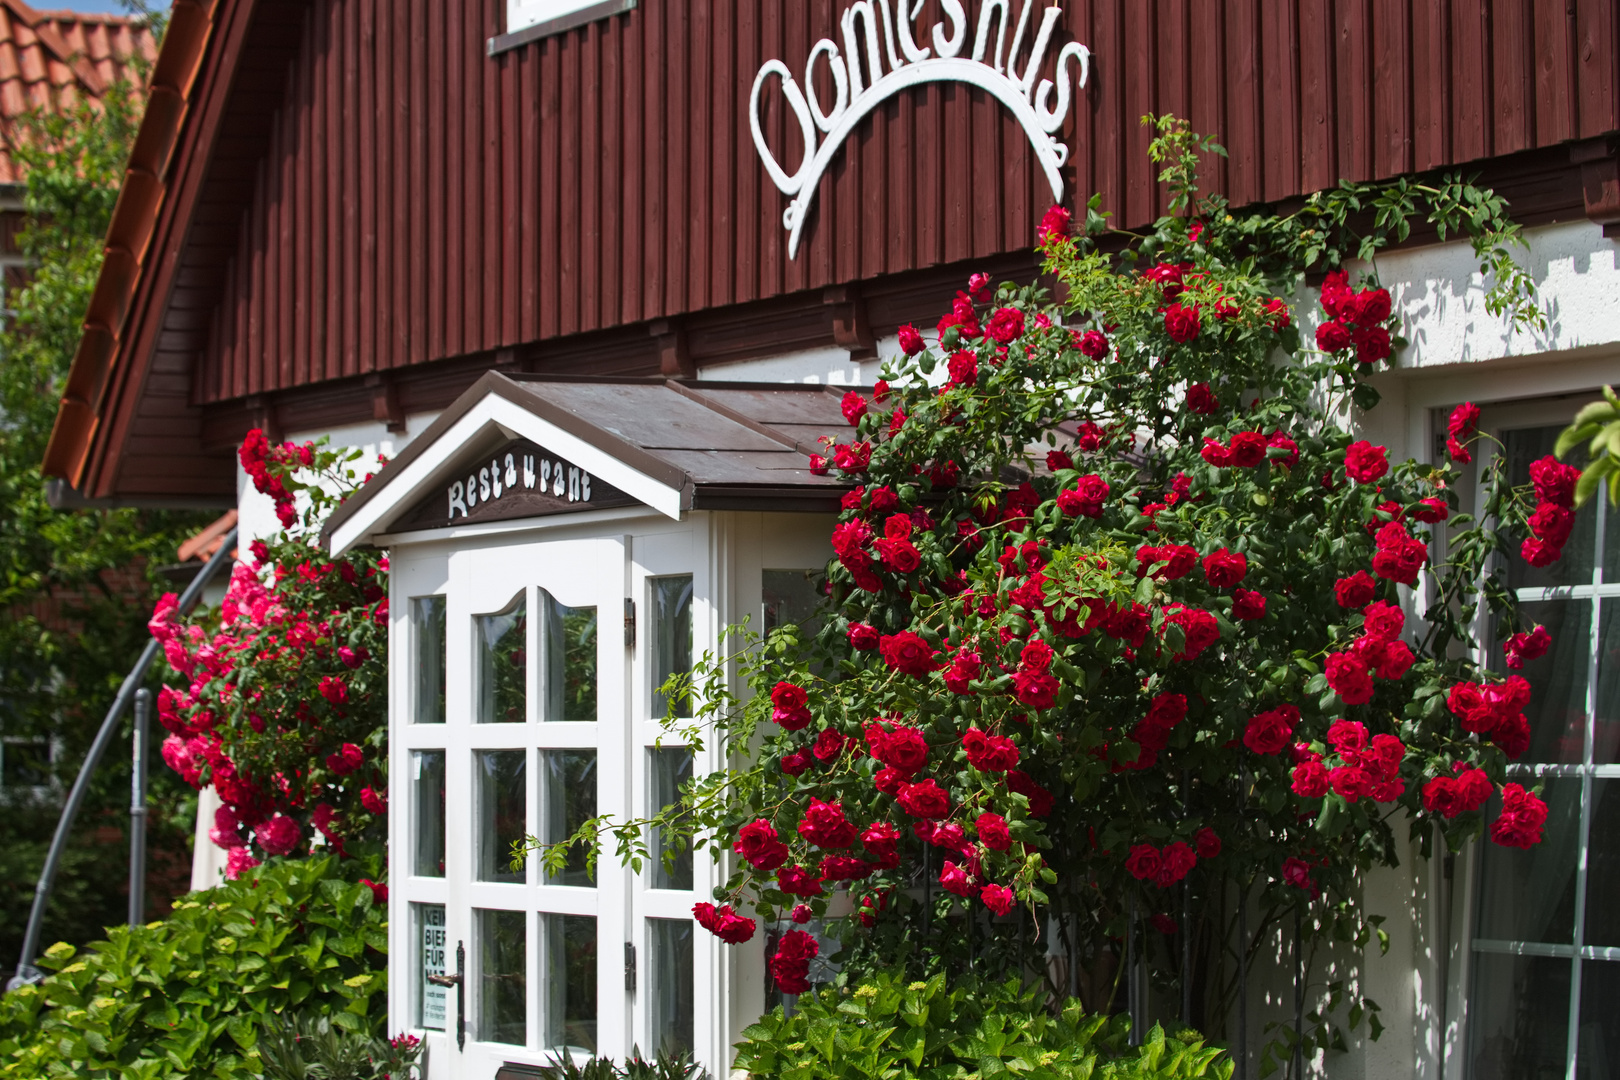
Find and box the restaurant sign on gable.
[750,0,1091,257]
[391,438,637,533]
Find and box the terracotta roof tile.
[0,0,156,186]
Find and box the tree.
[0,61,208,967]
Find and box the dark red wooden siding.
[194,0,1619,406]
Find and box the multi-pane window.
[1468,423,1620,1075]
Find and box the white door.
[442,535,630,1079]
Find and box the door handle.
[427,940,467,1049]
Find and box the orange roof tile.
[0,0,156,185]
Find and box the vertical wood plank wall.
[194,0,1619,405]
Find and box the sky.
[42,0,169,14]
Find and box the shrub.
[733,969,1231,1080]
[0,854,387,1079]
[257,1012,424,1079]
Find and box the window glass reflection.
[543,914,597,1054]
[542,750,597,886]
[649,748,693,891]
[413,750,445,878]
[476,908,527,1046]
[412,596,447,724]
[1468,951,1571,1076]
[478,593,527,724]
[649,918,694,1057]
[477,750,526,884]
[1511,599,1591,765]
[539,589,597,722]
[651,576,693,719]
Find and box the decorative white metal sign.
[749,0,1090,258]
[446,449,594,521]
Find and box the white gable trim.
[327,392,685,555]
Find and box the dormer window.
[490,0,637,56]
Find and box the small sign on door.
[422,904,447,1031]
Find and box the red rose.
[1521,538,1563,567]
[1503,625,1552,669]
[1281,856,1317,894]
[832,442,872,471]
[1372,522,1428,585]
[866,721,929,773]
[1291,760,1330,798]
[1529,456,1580,508]
[1446,682,1497,733]
[874,537,921,574]
[943,648,983,694]
[1077,329,1109,359]
[1267,431,1300,469]
[1201,438,1233,467]
[770,929,818,993]
[1455,767,1494,812]
[326,742,364,775]
[897,324,925,355]
[775,865,824,897]
[873,767,908,794]
[318,676,347,705]
[808,454,828,475]
[1243,705,1298,755]
[1373,639,1414,680]
[1232,589,1267,620]
[819,855,876,881]
[1228,431,1267,467]
[947,349,979,388]
[938,860,974,896]
[897,779,950,819]
[1345,287,1392,325]
[1156,841,1196,888]
[1194,828,1221,859]
[1528,503,1575,547]
[980,884,1016,915]
[1187,383,1218,414]
[848,623,880,650]
[1325,651,1374,705]
[1038,205,1070,244]
[1489,783,1549,848]
[1202,547,1248,588]
[879,632,939,676]
[985,307,1026,344]
[1421,776,1464,818]
[812,730,848,763]
[1046,449,1074,471]
[1352,325,1391,365]
[256,815,302,856]
[962,727,1020,771]
[1012,668,1060,709]
[841,391,867,426]
[1316,320,1352,352]
[1491,712,1531,759]
[1062,475,1110,518]
[1165,606,1220,661]
[1137,544,1199,580]
[967,272,992,303]
[1448,401,1480,439]
[1125,844,1162,881]
[781,751,812,776]
[1145,261,1186,296]
[360,786,387,815]
[1362,600,1404,641]
[1334,572,1377,608]
[735,820,790,871]
[770,681,812,730]
[694,902,757,944]
[976,812,1012,851]
[1163,303,1201,343]
[1344,441,1389,484]
[1265,296,1292,330]
[1410,497,1449,523]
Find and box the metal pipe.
[8,529,238,991]
[128,689,151,927]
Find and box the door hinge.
[624,598,636,648]
[624,941,637,992]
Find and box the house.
[38,1,1620,1076]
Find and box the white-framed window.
[1458,401,1620,1076]
[492,0,636,54]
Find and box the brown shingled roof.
[0,0,157,184]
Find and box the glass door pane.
[649,748,693,891]
[651,576,693,719]
[413,750,446,878]
[1467,952,1572,1075]
[648,918,694,1057]
[412,596,447,723]
[543,914,598,1054]
[1475,778,1583,945]
[540,750,597,887]
[477,751,527,884]
[415,903,448,1032]
[539,589,597,722]
[476,908,527,1045]
[478,593,528,724]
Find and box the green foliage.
[1555,385,1620,507]
[257,1012,423,1080]
[517,1049,705,1080]
[0,57,209,963]
[733,969,1231,1080]
[0,855,388,1079]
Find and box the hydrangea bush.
[565,121,1557,1050]
[149,436,388,878]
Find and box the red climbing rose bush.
[150,437,388,877]
[616,122,1554,1037]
